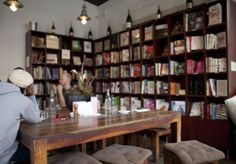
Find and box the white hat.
[8,69,33,88]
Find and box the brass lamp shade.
[77,4,91,25]
[3,0,24,12]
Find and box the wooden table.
[19,110,181,164]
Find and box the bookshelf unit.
[94,0,236,150]
[26,30,94,108]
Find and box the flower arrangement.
[71,57,95,96]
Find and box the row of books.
[187,59,204,74]
[207,79,227,97]
[189,79,204,95]
[205,32,226,49]
[206,103,227,120]
[169,60,185,75]
[170,82,185,95]
[206,57,226,73]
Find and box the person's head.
[7,69,34,95]
[59,72,72,88]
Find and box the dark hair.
[13,67,24,70]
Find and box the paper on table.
[73,101,101,117]
[135,108,150,112]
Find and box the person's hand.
[25,84,34,96]
[57,84,63,93]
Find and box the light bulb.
[10,3,17,12]
[81,18,87,25]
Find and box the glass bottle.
[49,90,56,116]
[88,28,93,39]
[126,9,132,29]
[107,25,112,36]
[51,21,56,34]
[69,22,74,36]
[156,5,162,20]
[104,89,112,114]
[186,0,193,9]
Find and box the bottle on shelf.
[51,21,56,34]
[186,0,193,9]
[88,28,93,39]
[126,9,132,29]
[49,90,56,116]
[69,22,74,36]
[107,25,112,36]
[104,89,112,114]
[156,5,162,20]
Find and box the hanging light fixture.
[77,2,91,25]
[3,0,24,12]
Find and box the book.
[95,54,103,66]
[217,31,226,48]
[186,36,204,52]
[156,99,169,111]
[132,29,140,44]
[61,49,70,65]
[95,41,102,53]
[216,79,227,97]
[104,39,110,51]
[144,25,153,41]
[103,52,111,65]
[46,35,59,49]
[208,3,222,26]
[120,31,129,47]
[73,56,81,66]
[72,40,82,52]
[46,54,58,64]
[190,102,204,117]
[111,51,120,63]
[84,41,92,53]
[171,101,186,115]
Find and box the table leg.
[176,116,181,142]
[31,139,47,164]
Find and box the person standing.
[0,69,42,164]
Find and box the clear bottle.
[104,89,112,114]
[49,90,56,116]
[51,21,56,34]
[126,9,132,29]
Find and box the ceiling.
[85,0,109,6]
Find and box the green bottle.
[69,22,74,36]
[88,28,93,39]
[126,9,132,29]
[51,21,56,34]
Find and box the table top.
[20,110,180,140]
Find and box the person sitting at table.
[0,69,42,164]
[57,72,76,107]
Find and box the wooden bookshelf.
[25,31,94,108]
[93,0,236,150]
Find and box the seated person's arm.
[57,84,66,107]
[21,85,42,123]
